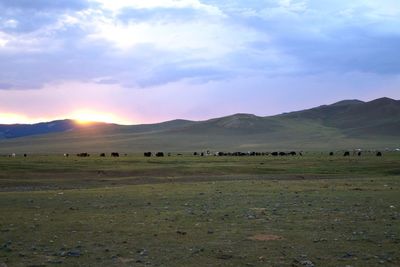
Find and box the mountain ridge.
[0,97,399,152]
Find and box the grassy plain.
[0,153,399,266]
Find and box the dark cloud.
[273,26,400,75]
[0,0,90,10]
[135,64,229,87]
[0,0,92,34]
[229,6,400,75]
[0,11,56,33]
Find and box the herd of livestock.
[5,150,385,158]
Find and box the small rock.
[1,242,12,252]
[217,254,233,260]
[138,249,148,256]
[293,256,315,267]
[66,249,81,257]
[300,260,315,267]
[342,252,355,259]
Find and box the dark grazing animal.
[289,151,297,156]
[156,152,164,157]
[77,152,89,157]
[271,152,278,156]
[111,152,119,157]
[329,152,334,156]
[357,151,362,156]
[23,154,27,157]
[100,153,106,157]
[144,152,152,157]
[193,152,198,156]
[376,151,382,157]
[343,151,350,157]
[279,152,287,156]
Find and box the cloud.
[90,0,224,16]
[95,78,119,85]
[0,83,12,89]
[0,0,399,123]
[0,0,90,10]
[0,0,263,89]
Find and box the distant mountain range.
[0,97,399,152]
[0,120,76,139]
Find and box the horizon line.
[0,96,397,126]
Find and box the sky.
[0,0,399,124]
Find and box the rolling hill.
[0,97,399,153]
[0,120,77,139]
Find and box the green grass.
[0,154,399,266]
[0,153,399,189]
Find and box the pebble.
[293,256,315,267]
[67,250,81,257]
[300,260,315,267]
[138,249,148,256]
[342,252,355,259]
[217,254,233,260]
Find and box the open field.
[0,153,400,190]
[0,153,399,266]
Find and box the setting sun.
[69,110,131,125]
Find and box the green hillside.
[0,98,399,153]
[280,97,400,137]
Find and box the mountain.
[329,99,365,107]
[0,119,195,139]
[279,97,400,137]
[0,97,399,152]
[0,120,77,139]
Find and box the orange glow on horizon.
[68,109,132,125]
[0,113,31,124]
[0,113,55,125]
[0,110,133,125]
